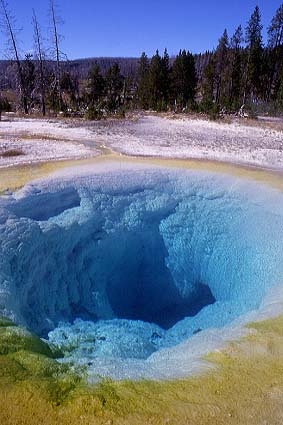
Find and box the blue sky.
[3,0,283,59]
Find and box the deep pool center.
[0,164,283,380]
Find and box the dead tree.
[0,0,28,114]
[32,9,46,116]
[50,0,62,111]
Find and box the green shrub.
[0,97,12,112]
[85,106,104,120]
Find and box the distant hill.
[64,57,140,79]
[0,57,140,90]
[0,54,211,91]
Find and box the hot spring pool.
[0,164,282,380]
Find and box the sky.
[2,0,283,59]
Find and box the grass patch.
[19,134,62,141]
[0,149,24,157]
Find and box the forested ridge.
[0,1,283,118]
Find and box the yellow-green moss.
[10,351,70,378]
[0,317,283,424]
[0,326,58,357]
[0,316,16,327]
[247,315,283,336]
[0,322,85,409]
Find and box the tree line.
[0,1,283,118]
[201,5,283,116]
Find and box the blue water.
[0,166,282,368]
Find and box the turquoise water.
[0,166,282,377]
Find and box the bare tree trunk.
[0,0,28,114]
[33,10,46,116]
[50,0,62,111]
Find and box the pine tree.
[229,25,243,108]
[148,50,164,110]
[105,63,124,112]
[137,52,149,109]
[161,48,170,105]
[267,4,283,102]
[214,29,229,105]
[147,49,170,110]
[86,64,105,105]
[201,57,216,108]
[170,49,196,109]
[83,64,106,118]
[60,72,79,109]
[244,6,263,103]
[268,4,283,49]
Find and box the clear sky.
[3,0,283,59]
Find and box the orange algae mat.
[1,154,283,193]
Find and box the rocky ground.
[0,113,283,169]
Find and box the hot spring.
[0,164,282,380]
